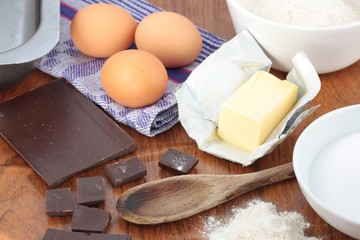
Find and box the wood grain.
[0,0,359,239]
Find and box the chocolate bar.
[105,157,147,187]
[42,228,131,240]
[45,188,74,216]
[158,148,198,174]
[77,176,105,206]
[0,78,136,187]
[71,205,111,233]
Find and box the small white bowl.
[293,105,360,239]
[226,0,360,74]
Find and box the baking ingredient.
[71,205,111,233]
[310,131,360,222]
[42,228,131,240]
[70,3,137,58]
[158,148,199,174]
[0,78,136,187]
[45,188,74,216]
[105,157,147,187]
[135,11,203,68]
[238,0,360,27]
[203,199,320,240]
[77,176,105,206]
[100,49,168,108]
[217,71,298,151]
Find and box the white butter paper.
[175,30,321,166]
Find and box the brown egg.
[100,49,168,108]
[135,11,203,68]
[70,3,137,58]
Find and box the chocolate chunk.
[77,176,105,206]
[45,188,74,216]
[42,228,131,240]
[158,148,198,174]
[71,205,111,233]
[105,157,147,187]
[0,78,136,187]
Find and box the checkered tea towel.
[39,0,224,136]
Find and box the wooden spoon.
[116,162,294,224]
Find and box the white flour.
[203,200,321,240]
[238,0,360,27]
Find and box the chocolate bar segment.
[158,148,198,174]
[45,188,74,216]
[105,157,147,187]
[77,176,105,206]
[71,205,111,233]
[0,78,136,187]
[42,228,131,240]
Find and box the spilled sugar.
[238,0,360,27]
[202,200,321,240]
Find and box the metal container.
[0,0,60,90]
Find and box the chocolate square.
[42,228,131,240]
[77,176,105,206]
[45,188,74,216]
[71,205,111,233]
[0,78,136,187]
[158,148,198,174]
[105,157,147,187]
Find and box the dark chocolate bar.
[105,157,147,187]
[0,78,136,187]
[42,228,131,240]
[158,148,198,174]
[77,176,105,206]
[45,187,74,216]
[71,205,111,233]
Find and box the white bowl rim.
[227,0,360,32]
[293,104,360,226]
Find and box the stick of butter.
[217,70,298,151]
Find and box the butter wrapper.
[175,30,321,166]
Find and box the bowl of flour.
[293,104,360,239]
[226,0,360,74]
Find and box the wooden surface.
[0,0,359,239]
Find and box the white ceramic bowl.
[293,105,360,239]
[226,0,360,74]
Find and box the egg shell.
[70,3,137,58]
[100,49,168,108]
[135,11,203,68]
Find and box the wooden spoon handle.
[220,162,295,203]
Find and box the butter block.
[217,71,298,151]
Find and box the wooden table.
[0,1,359,239]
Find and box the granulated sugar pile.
[202,200,321,240]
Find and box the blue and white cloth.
[39,0,224,136]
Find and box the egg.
[135,11,203,68]
[100,49,168,108]
[70,3,137,58]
